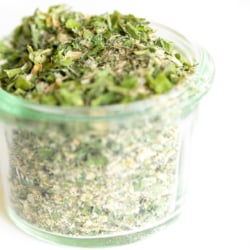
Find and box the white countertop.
[1,0,250,249]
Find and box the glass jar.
[0,24,215,247]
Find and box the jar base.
[7,206,182,247]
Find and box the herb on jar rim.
[0,5,194,106]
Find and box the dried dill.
[0,5,193,106]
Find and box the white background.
[0,0,249,249]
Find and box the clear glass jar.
[0,24,214,247]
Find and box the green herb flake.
[15,75,33,90]
[65,18,81,30]
[55,88,84,106]
[91,92,117,106]
[27,46,52,64]
[0,41,12,54]
[4,68,22,78]
[156,38,174,54]
[121,75,138,89]
[125,22,140,39]
[147,72,172,94]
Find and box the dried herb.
[0,5,193,106]
[7,117,180,236]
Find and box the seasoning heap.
[0,5,193,106]
[0,5,194,237]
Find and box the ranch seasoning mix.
[0,4,214,247]
[0,5,193,104]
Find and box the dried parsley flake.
[0,5,194,106]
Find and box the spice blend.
[0,5,195,238]
[7,118,181,235]
[0,5,193,106]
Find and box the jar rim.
[0,23,215,122]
